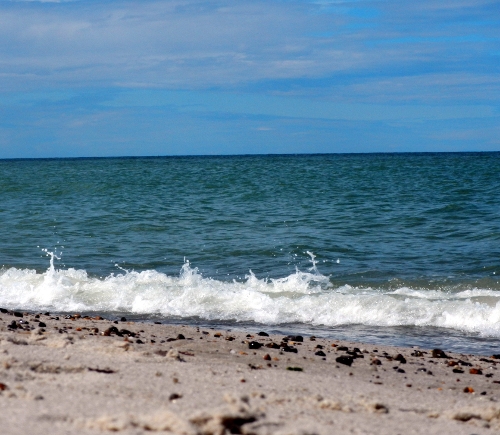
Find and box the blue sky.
[0,0,499,157]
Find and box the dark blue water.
[1,153,499,354]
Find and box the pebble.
[432,349,448,359]
[257,331,269,336]
[394,354,407,364]
[248,341,262,350]
[335,356,353,367]
[315,351,326,357]
[263,354,271,361]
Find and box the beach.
[0,311,499,435]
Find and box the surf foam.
[1,254,500,337]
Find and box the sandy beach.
[0,310,499,435]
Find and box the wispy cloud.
[0,0,498,157]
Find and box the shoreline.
[1,310,500,434]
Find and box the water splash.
[0,254,500,337]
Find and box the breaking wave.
[1,252,500,337]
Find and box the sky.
[0,0,499,158]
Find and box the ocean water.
[1,153,499,354]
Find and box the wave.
[1,252,500,337]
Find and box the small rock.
[13,312,23,318]
[286,366,303,372]
[463,386,474,393]
[371,358,382,365]
[337,346,348,351]
[248,341,262,350]
[120,317,127,321]
[176,334,185,340]
[38,322,47,328]
[257,331,269,337]
[470,368,483,375]
[169,393,182,401]
[336,356,353,367]
[263,354,271,361]
[315,351,326,357]
[432,349,448,358]
[394,354,407,364]
[281,344,298,353]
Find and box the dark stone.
[286,366,303,372]
[8,321,17,329]
[136,339,144,344]
[458,360,472,367]
[432,349,449,359]
[44,312,50,316]
[337,346,348,351]
[166,338,177,342]
[119,329,136,337]
[0,308,8,313]
[103,326,121,336]
[453,368,464,373]
[336,355,353,366]
[315,351,326,357]
[13,312,23,318]
[169,393,182,401]
[257,331,269,336]
[113,320,118,324]
[411,350,423,357]
[38,322,47,328]
[353,347,361,353]
[394,354,407,364]
[281,344,298,353]
[88,367,116,374]
[315,345,324,349]
[120,317,127,322]
[265,342,280,349]
[492,354,500,359]
[176,334,185,340]
[397,368,406,373]
[347,351,364,358]
[248,341,263,350]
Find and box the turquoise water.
[1,153,499,353]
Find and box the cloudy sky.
[0,0,499,157]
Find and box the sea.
[0,153,499,355]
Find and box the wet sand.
[0,310,499,434]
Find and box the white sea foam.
[1,254,500,337]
